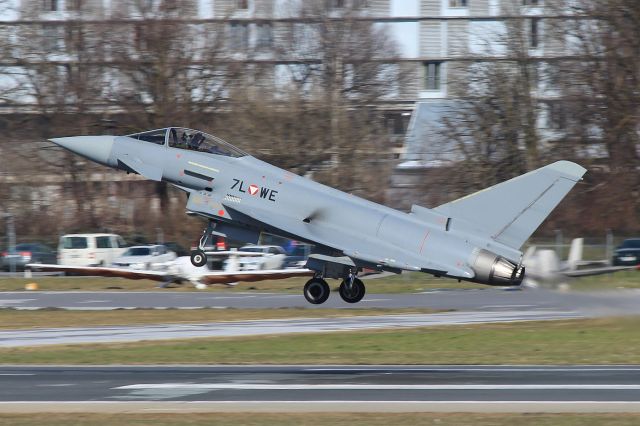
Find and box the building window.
[42,24,63,51]
[424,61,442,90]
[523,0,540,5]
[529,18,539,48]
[160,0,178,11]
[229,22,249,50]
[449,0,468,7]
[546,102,566,130]
[542,62,561,88]
[330,0,345,8]
[66,0,83,11]
[237,0,249,9]
[256,23,273,49]
[134,24,150,51]
[385,113,409,136]
[44,0,59,11]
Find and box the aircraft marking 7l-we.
[51,127,586,304]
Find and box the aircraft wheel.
[190,250,207,267]
[303,278,330,304]
[339,278,366,303]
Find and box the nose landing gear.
[190,221,215,267]
[190,249,207,267]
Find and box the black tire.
[339,278,366,304]
[190,249,207,267]
[303,278,330,304]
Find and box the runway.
[2,288,640,315]
[1,365,640,413]
[2,288,637,347]
[0,310,580,347]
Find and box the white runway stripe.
[116,383,640,391]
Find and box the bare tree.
[106,1,238,128]
[3,3,113,235]
[557,0,640,232]
[436,11,543,199]
[102,1,243,236]
[225,1,406,202]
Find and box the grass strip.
[1,269,637,292]
[1,413,640,426]
[1,317,639,365]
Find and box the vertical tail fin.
[434,161,586,249]
[566,238,584,271]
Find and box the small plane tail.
[434,161,586,250]
[566,238,584,271]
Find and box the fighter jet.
[50,127,586,304]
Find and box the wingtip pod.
[546,161,587,182]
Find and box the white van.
[58,234,128,267]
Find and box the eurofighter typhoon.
[51,128,586,304]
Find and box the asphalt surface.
[1,365,640,413]
[0,310,580,347]
[2,288,638,347]
[1,288,640,315]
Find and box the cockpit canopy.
[126,127,247,158]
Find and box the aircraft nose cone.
[49,136,115,166]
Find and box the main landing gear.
[190,221,215,267]
[303,272,366,305]
[303,277,330,305]
[339,275,365,304]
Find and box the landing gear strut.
[303,276,330,304]
[339,274,365,304]
[190,221,215,267]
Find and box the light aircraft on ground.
[522,238,636,288]
[50,127,586,304]
[29,250,311,289]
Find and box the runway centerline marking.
[36,384,74,387]
[0,299,35,305]
[0,373,34,376]
[480,305,536,309]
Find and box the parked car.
[112,245,177,269]
[58,234,128,267]
[1,243,57,271]
[237,245,286,271]
[162,241,189,257]
[283,243,312,269]
[612,238,640,266]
